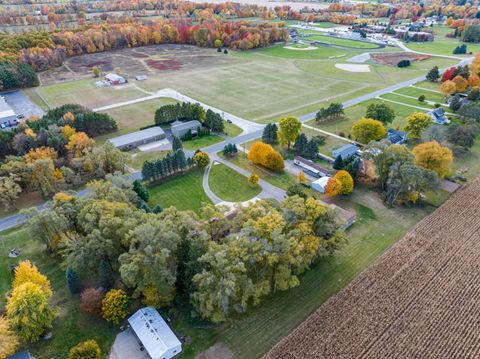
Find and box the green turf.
[129,150,169,171]
[182,135,225,151]
[306,35,379,49]
[148,169,211,212]
[393,86,446,104]
[0,227,118,358]
[253,43,347,59]
[208,163,261,202]
[224,122,243,137]
[379,93,436,110]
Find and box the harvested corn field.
[266,177,480,359]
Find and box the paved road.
[0,56,473,232]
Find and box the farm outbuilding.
[108,127,166,150]
[331,144,359,160]
[0,96,16,125]
[293,156,331,178]
[128,307,182,359]
[105,73,127,85]
[311,176,331,194]
[171,120,202,138]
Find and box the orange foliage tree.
[248,142,285,171]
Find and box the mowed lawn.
[253,43,347,59]
[0,227,118,358]
[148,169,211,212]
[306,35,379,49]
[181,135,225,151]
[208,163,261,202]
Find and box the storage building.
[171,120,202,138]
[108,127,166,150]
[293,156,331,178]
[0,96,16,125]
[311,176,331,194]
[331,144,359,160]
[105,73,127,85]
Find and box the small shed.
[108,127,166,150]
[331,144,359,160]
[428,107,450,125]
[386,129,408,144]
[171,120,202,138]
[105,73,127,85]
[311,176,331,194]
[128,307,182,359]
[136,75,148,81]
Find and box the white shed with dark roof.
[128,307,182,359]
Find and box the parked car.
[12,118,19,125]
[0,122,7,129]
[226,119,233,124]
[16,113,25,119]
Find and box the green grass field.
[306,35,379,49]
[182,135,225,151]
[254,43,347,59]
[148,169,211,212]
[209,163,261,202]
[393,86,446,104]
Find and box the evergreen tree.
[141,161,155,181]
[99,260,113,289]
[294,133,308,156]
[133,180,149,202]
[172,136,183,151]
[262,123,278,144]
[175,150,187,170]
[305,139,319,159]
[66,267,81,294]
[333,155,344,170]
[426,66,440,83]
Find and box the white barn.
[311,176,331,194]
[128,307,182,359]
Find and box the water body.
[186,0,329,11]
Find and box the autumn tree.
[24,146,58,163]
[69,339,102,359]
[30,159,57,197]
[0,175,21,210]
[102,289,129,324]
[193,151,210,168]
[325,177,342,197]
[297,171,306,183]
[248,173,259,185]
[0,316,19,358]
[365,103,395,125]
[92,66,100,78]
[278,116,302,150]
[326,170,354,196]
[80,288,104,316]
[66,132,95,157]
[452,75,468,93]
[440,80,456,96]
[404,112,433,139]
[351,118,387,144]
[6,282,57,342]
[248,142,284,170]
[412,141,453,178]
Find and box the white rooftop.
[108,127,165,148]
[128,307,182,359]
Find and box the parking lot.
[1,90,45,130]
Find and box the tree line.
[155,102,225,132]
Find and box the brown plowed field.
[266,177,480,359]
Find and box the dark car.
[16,113,25,119]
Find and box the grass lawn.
[129,150,169,170]
[0,227,118,358]
[148,169,211,212]
[393,86,446,104]
[379,93,437,110]
[100,98,178,131]
[182,135,225,151]
[253,43,347,59]
[306,35,379,49]
[209,163,261,202]
[224,122,243,137]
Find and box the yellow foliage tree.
[24,128,37,138]
[101,289,129,324]
[440,80,456,96]
[0,316,19,358]
[297,171,306,183]
[13,260,53,297]
[412,141,453,178]
[63,112,75,123]
[248,142,285,171]
[404,112,433,139]
[248,173,259,185]
[452,75,468,93]
[325,177,342,197]
[24,146,58,163]
[63,125,77,140]
[66,132,95,157]
[335,170,354,195]
[351,117,387,144]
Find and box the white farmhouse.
[128,307,182,359]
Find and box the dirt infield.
[39,44,232,86]
[371,52,431,66]
[266,178,480,358]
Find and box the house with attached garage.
[386,129,408,144]
[427,107,450,125]
[331,144,359,161]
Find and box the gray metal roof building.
[0,96,16,124]
[108,127,166,150]
[128,307,182,359]
[171,120,201,138]
[331,144,359,160]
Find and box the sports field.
[30,44,458,127]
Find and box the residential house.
[428,107,450,125]
[331,144,359,160]
[386,129,408,144]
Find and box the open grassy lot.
[393,86,446,104]
[129,150,169,170]
[209,163,262,202]
[405,25,480,56]
[224,122,243,137]
[182,135,225,151]
[379,93,438,110]
[306,35,379,49]
[148,169,211,212]
[0,227,118,358]
[32,45,457,126]
[100,98,178,131]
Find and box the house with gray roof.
[386,129,408,144]
[128,307,182,359]
[331,144,359,160]
[171,120,201,138]
[428,107,450,125]
[108,127,166,150]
